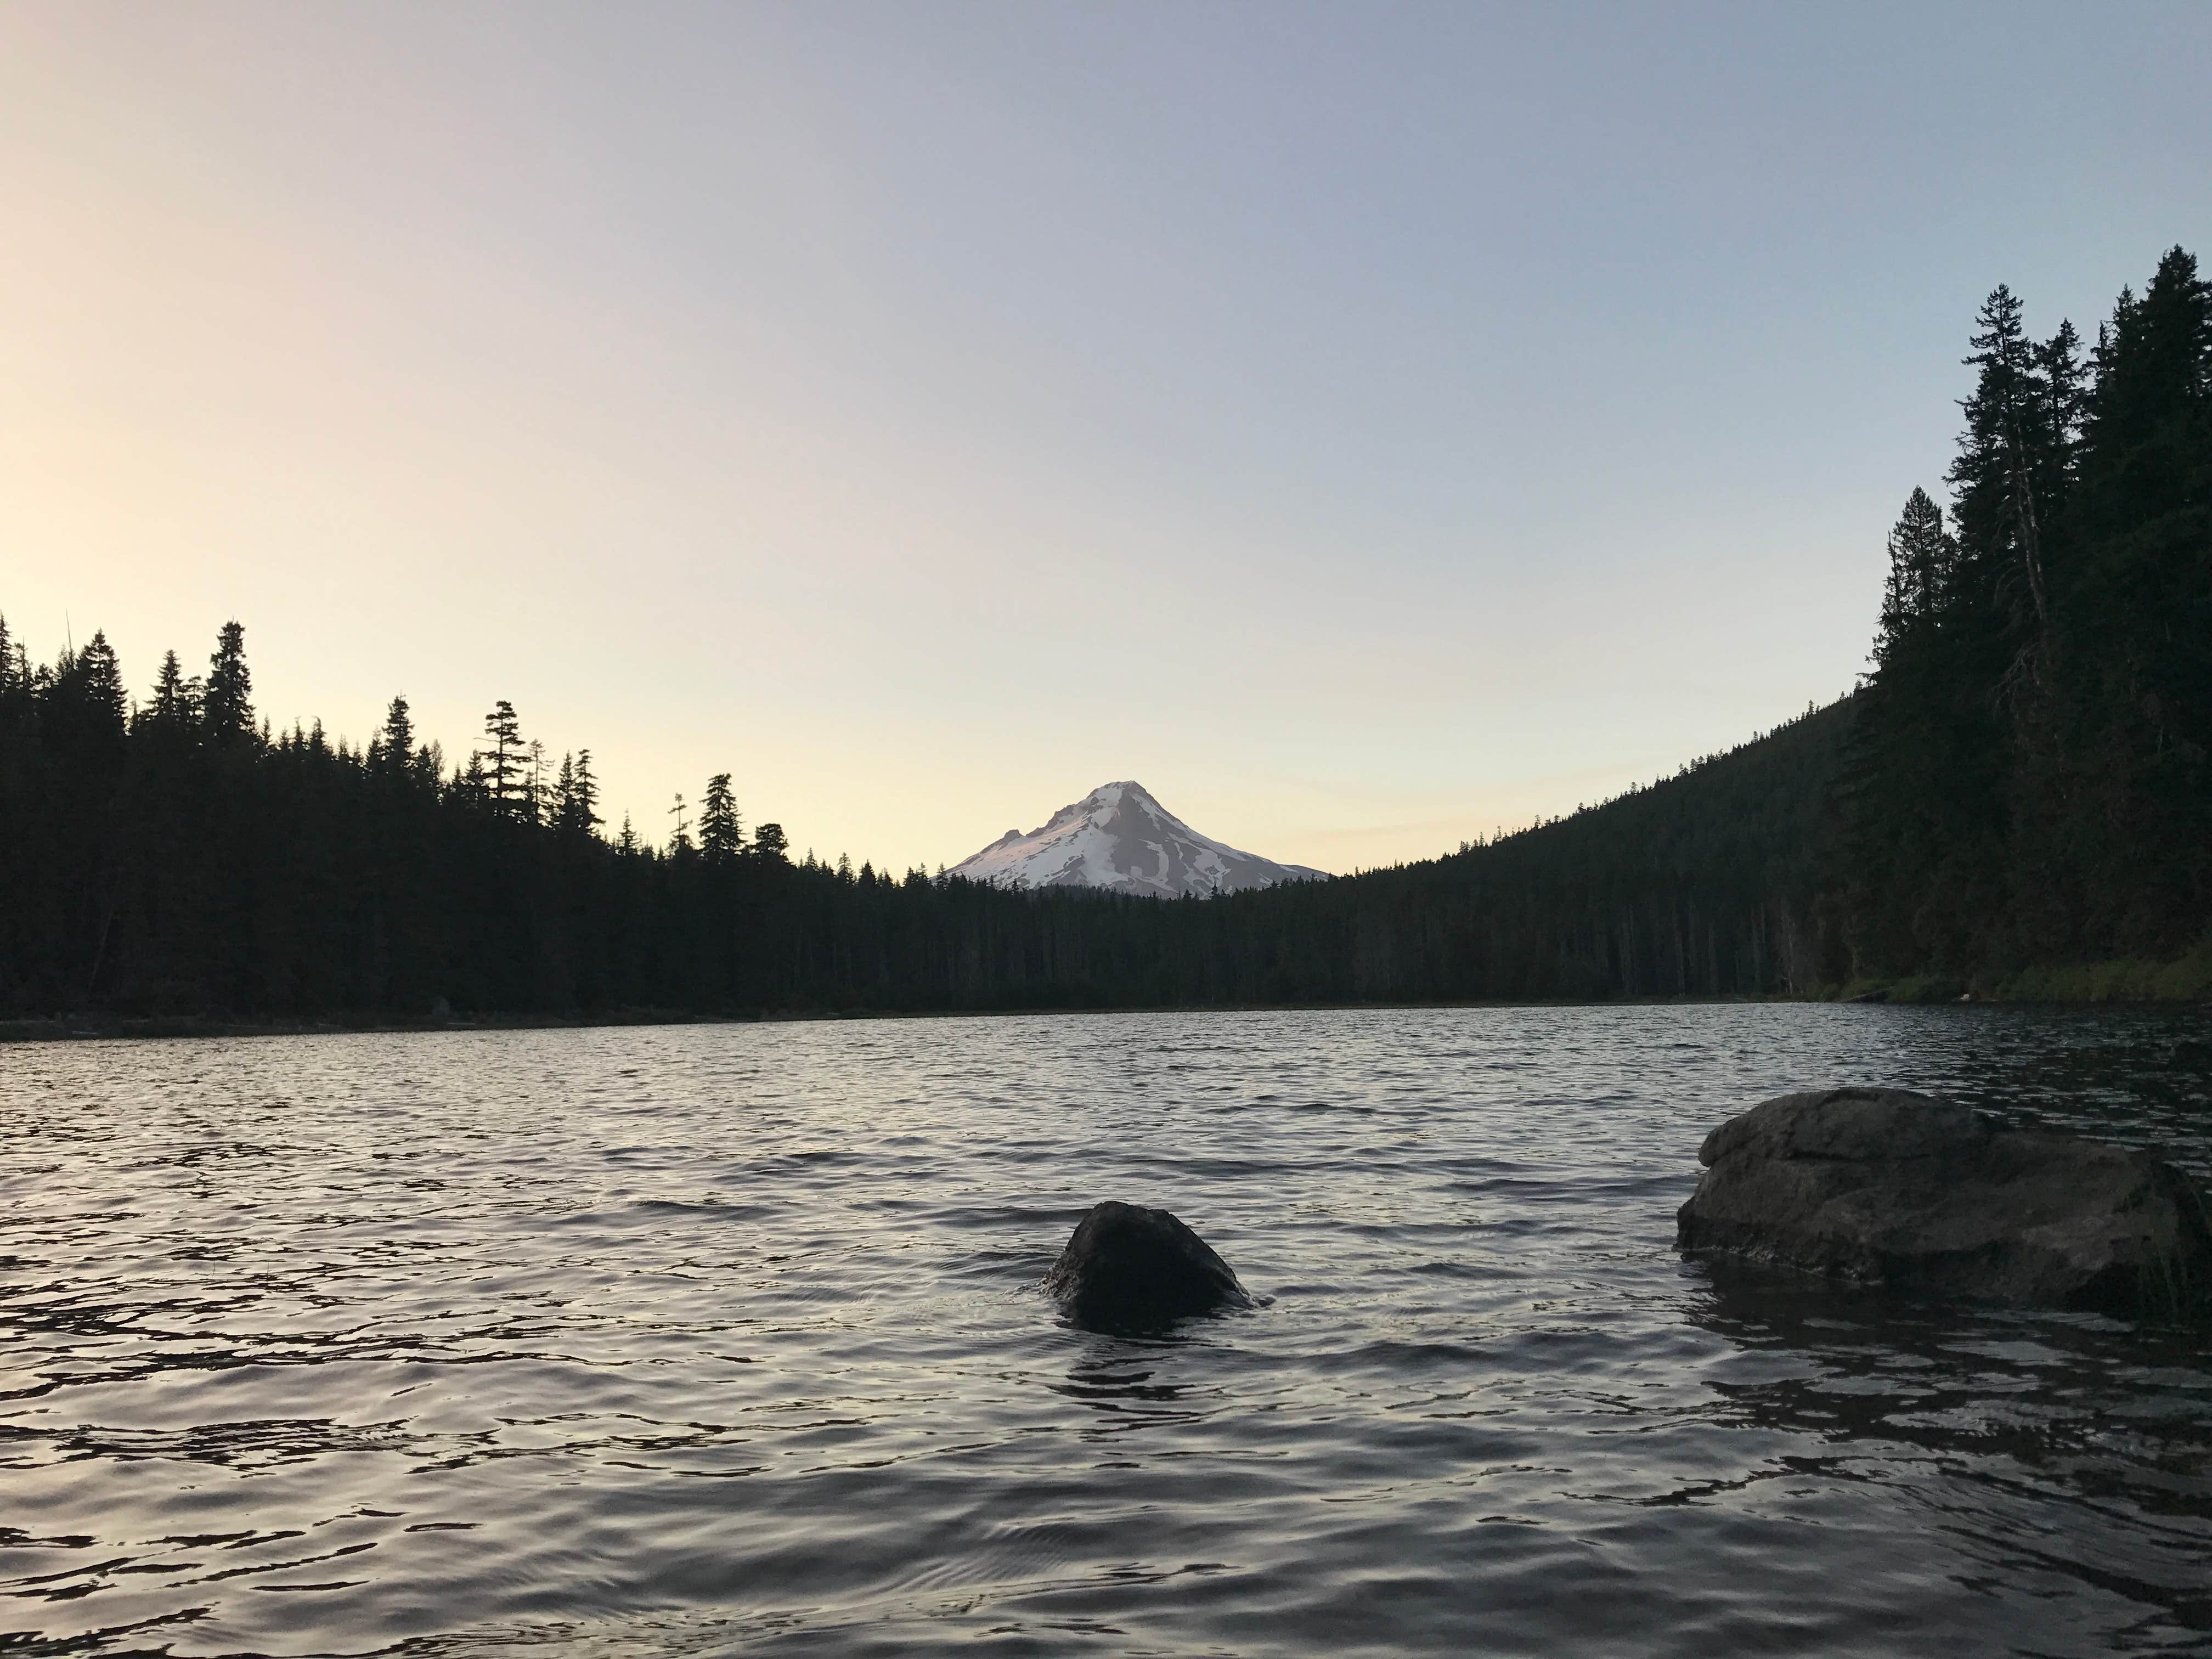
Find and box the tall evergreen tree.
[46,630,128,754]
[1874,487,1956,660]
[551,751,579,832]
[202,621,255,746]
[2036,319,2089,501]
[477,701,526,818]
[1842,478,2007,973]
[527,740,548,826]
[83,634,126,730]
[2058,246,2212,949]
[1950,286,2064,694]
[148,651,202,731]
[374,696,416,773]
[573,750,602,836]
[699,772,742,862]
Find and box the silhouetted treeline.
[0,609,1848,1016]
[3,247,2203,1018]
[1841,246,2211,977]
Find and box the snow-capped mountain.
[949,781,1329,899]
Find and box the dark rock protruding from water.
[1045,1201,1251,1331]
[1677,1087,2212,1319]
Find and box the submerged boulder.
[1045,1201,1251,1332]
[1677,1087,2212,1320]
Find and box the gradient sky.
[5,4,2208,873]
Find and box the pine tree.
[551,751,578,831]
[2059,245,2212,949]
[66,631,129,743]
[699,772,742,862]
[146,650,204,733]
[548,751,603,840]
[477,701,526,818]
[527,740,547,826]
[373,695,415,773]
[752,822,789,862]
[1874,487,1956,663]
[2036,320,2089,504]
[203,620,255,746]
[1842,483,2001,974]
[1951,286,2062,687]
[573,750,602,837]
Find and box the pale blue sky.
[4,3,2206,868]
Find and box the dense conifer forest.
[1841,247,2211,986]
[4,247,2205,1023]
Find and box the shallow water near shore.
[3,1003,2209,1657]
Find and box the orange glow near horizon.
[12,5,2194,872]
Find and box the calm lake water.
[3,1005,2209,1657]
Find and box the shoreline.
[4,987,2205,1045]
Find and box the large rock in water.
[1044,1201,1251,1332]
[1677,1087,2212,1319]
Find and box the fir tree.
[1843,481,2006,974]
[2036,319,2089,502]
[477,701,526,817]
[203,621,255,746]
[1951,285,2063,679]
[149,651,202,731]
[1874,487,1956,662]
[527,740,547,826]
[573,750,602,837]
[699,772,742,862]
[57,631,129,748]
[2059,245,2212,947]
[552,751,579,831]
[373,695,415,772]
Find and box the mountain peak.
[949,782,1328,899]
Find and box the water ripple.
[2,1005,2208,1656]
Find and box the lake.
[3,1005,2209,1656]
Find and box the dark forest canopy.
[1841,246,2212,981]
[3,246,2206,1020]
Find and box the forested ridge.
[4,246,2205,1022]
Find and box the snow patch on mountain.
[949,781,1329,899]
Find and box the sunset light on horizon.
[7,3,2207,872]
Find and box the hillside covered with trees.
[0,608,1847,1020]
[4,246,2205,1023]
[1841,247,2211,986]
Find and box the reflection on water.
[1054,1349,1222,1436]
[1685,1263,2212,1640]
[1,1003,2208,1656]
